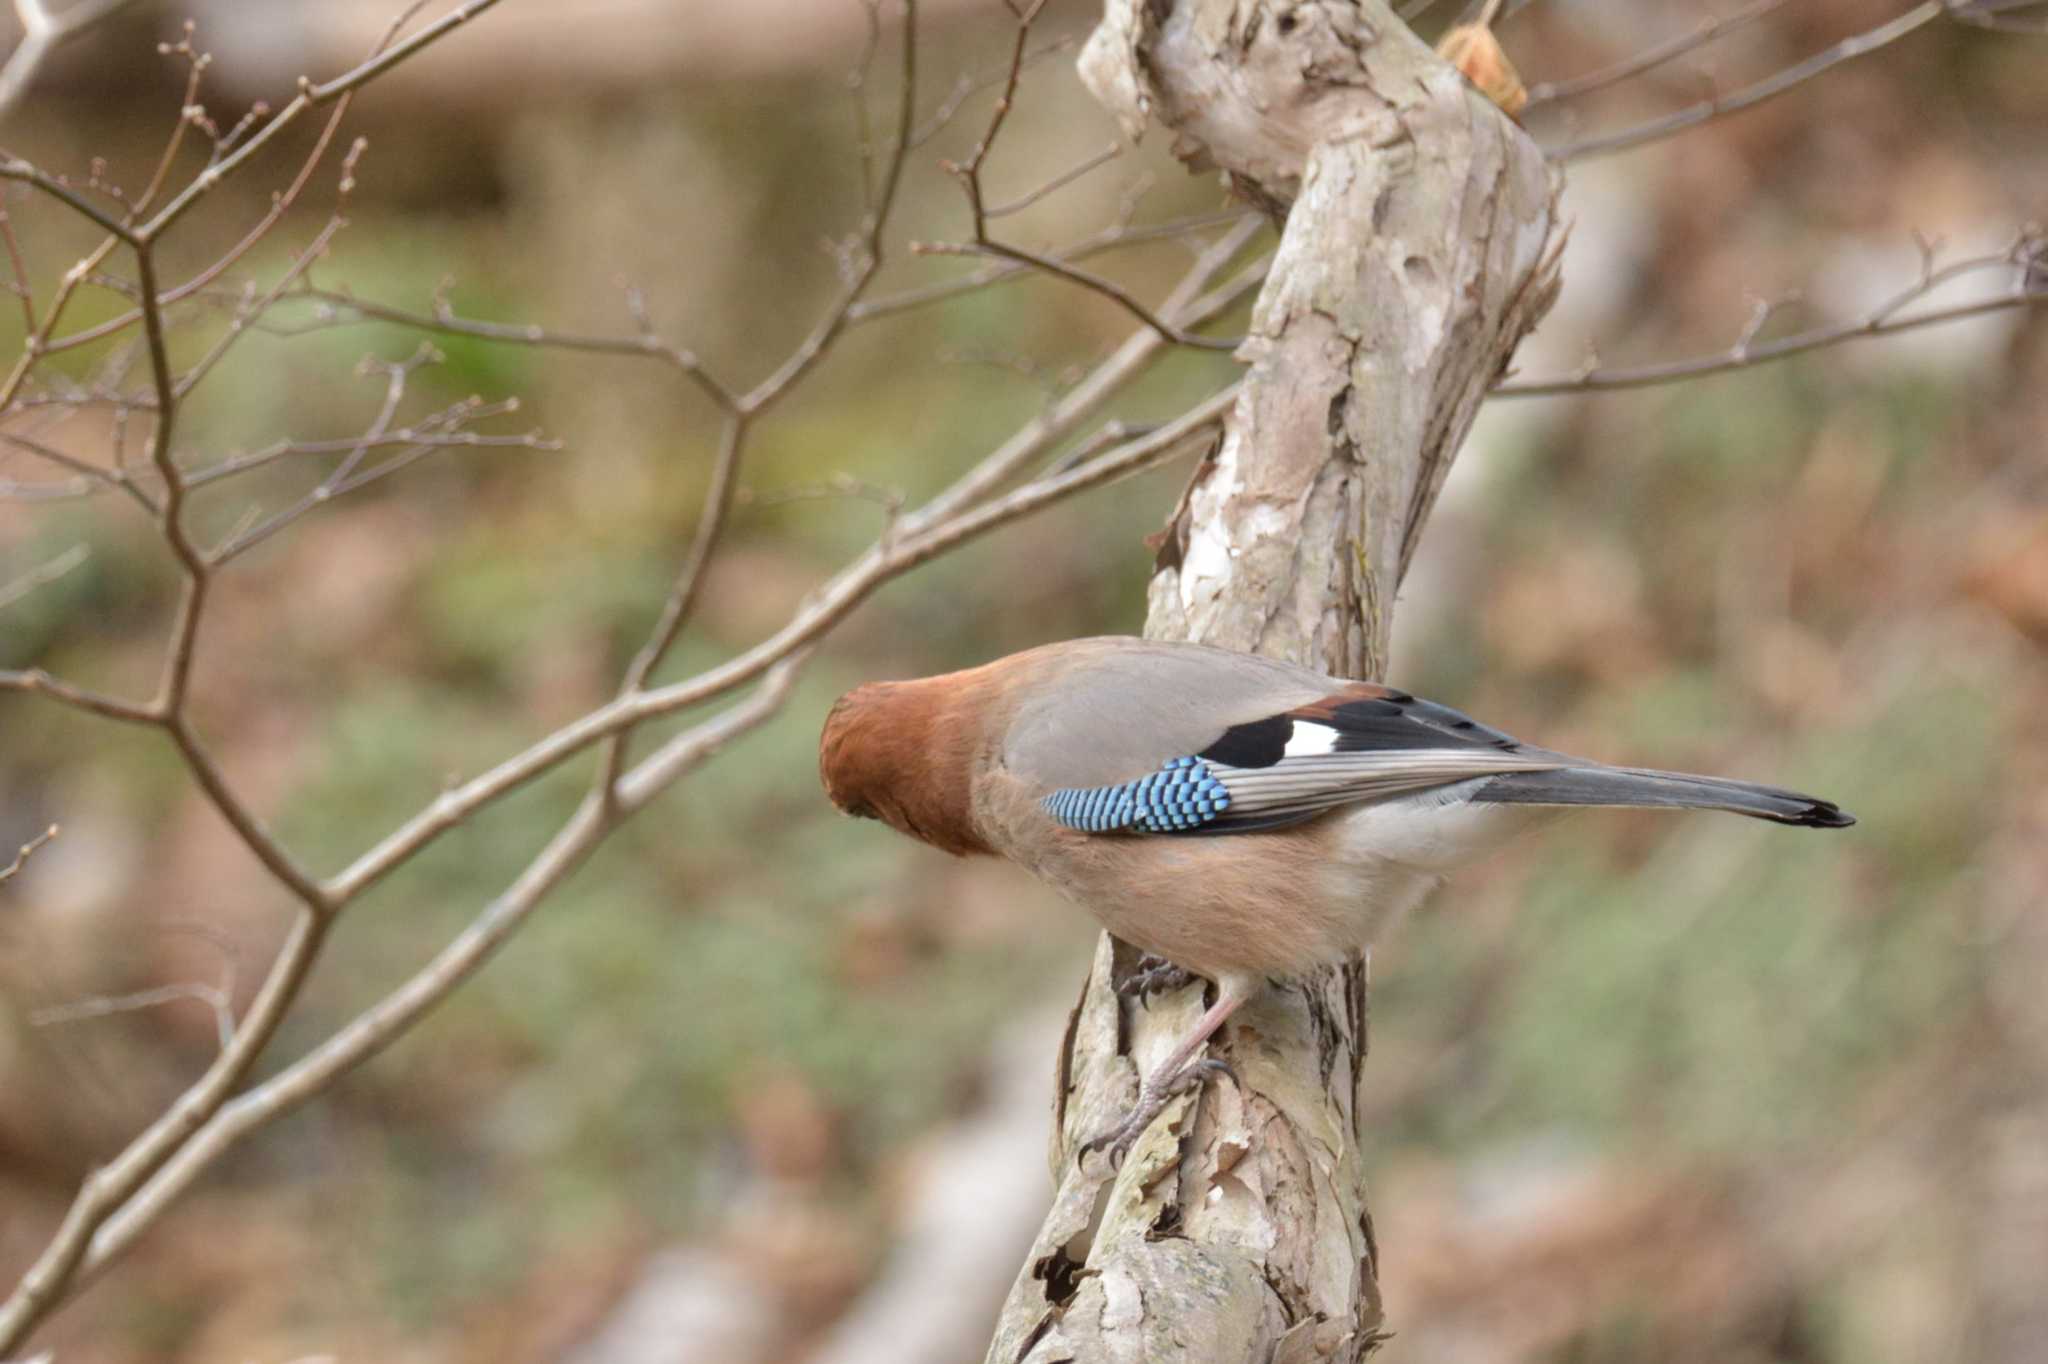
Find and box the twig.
[136,0,502,244]
[0,823,57,885]
[595,0,916,803]
[0,5,1267,1342]
[0,542,88,611]
[1495,238,2045,395]
[0,907,328,1347]
[277,209,1251,364]
[922,1,1238,352]
[914,237,1241,350]
[850,209,1250,321]
[321,217,1261,906]
[0,4,408,435]
[741,473,906,518]
[0,0,142,125]
[74,659,809,1294]
[0,14,506,1344]
[1549,1,1949,162]
[909,29,1077,149]
[984,141,1122,218]
[1523,0,1791,110]
[0,201,34,329]
[31,981,236,1053]
[1950,0,2048,34]
[0,668,157,722]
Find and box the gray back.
[1000,638,1341,790]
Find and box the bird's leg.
[1083,986,1247,1169]
[1118,953,1196,1005]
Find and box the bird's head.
[819,676,992,856]
[819,682,895,823]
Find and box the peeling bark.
[987,3,1561,1360]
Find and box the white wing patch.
[1281,721,1341,758]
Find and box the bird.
[818,636,1853,1162]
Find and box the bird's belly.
[1012,821,1453,981]
[975,773,1540,981]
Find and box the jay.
[818,636,1853,1159]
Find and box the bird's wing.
[1000,638,1341,790]
[1002,641,1564,836]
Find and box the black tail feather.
[1471,766,1855,829]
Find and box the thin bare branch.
[1550,1,1949,162]
[0,1,421,463]
[280,209,1252,370]
[935,0,1047,230]
[130,245,207,714]
[137,0,501,244]
[26,13,427,378]
[32,981,237,1053]
[915,237,1242,349]
[909,29,1077,149]
[0,429,155,511]
[0,7,1263,1343]
[320,217,1263,906]
[0,541,88,611]
[593,0,916,801]
[0,903,326,1348]
[0,0,141,124]
[850,208,1251,322]
[1,378,1244,1320]
[0,202,33,328]
[0,667,156,722]
[595,415,745,796]
[202,346,554,564]
[0,822,57,885]
[0,155,137,239]
[984,141,1123,218]
[290,286,738,411]
[74,658,807,1299]
[739,473,906,518]
[739,0,917,414]
[1950,0,2048,33]
[1496,238,2045,395]
[1523,0,1791,109]
[923,1,1239,352]
[188,410,540,488]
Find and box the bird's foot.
[1081,1056,1237,1172]
[1119,954,1197,1006]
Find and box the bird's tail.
[1471,766,1854,829]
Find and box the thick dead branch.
[987,3,1561,1360]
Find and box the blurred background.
[0,0,2043,1360]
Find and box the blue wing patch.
[1043,755,1232,834]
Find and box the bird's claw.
[1080,1056,1238,1172]
[1118,954,1197,1006]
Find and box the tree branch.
[985,3,1561,1358]
[0,822,57,885]
[1522,0,1791,110]
[1495,235,2046,396]
[1548,1,1950,163]
[0,0,142,124]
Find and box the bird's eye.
[845,800,878,821]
